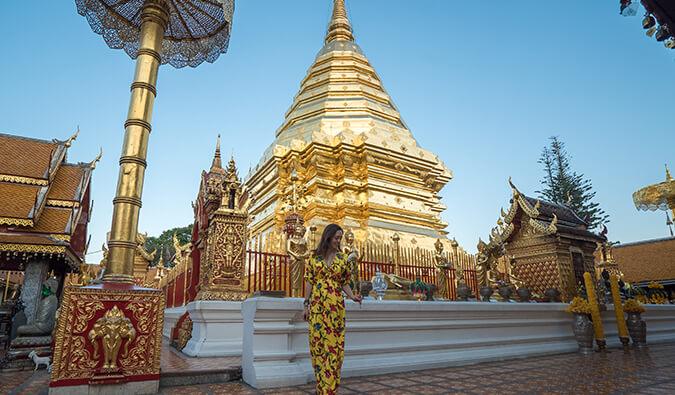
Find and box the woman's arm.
[302,280,313,321]
[342,284,363,304]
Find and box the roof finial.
[325,0,354,43]
[211,134,222,170]
[666,164,673,182]
[65,126,80,148]
[90,147,103,170]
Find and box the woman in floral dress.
[302,224,362,395]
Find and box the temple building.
[244,0,453,252]
[0,131,97,368]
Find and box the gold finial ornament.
[325,0,354,43]
[90,148,103,170]
[65,126,79,148]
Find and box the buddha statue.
[343,229,363,294]
[433,239,453,300]
[17,277,59,336]
[287,222,309,297]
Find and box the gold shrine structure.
[476,179,604,301]
[191,137,249,301]
[244,0,453,252]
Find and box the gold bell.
[646,26,657,37]
[666,39,675,49]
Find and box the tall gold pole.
[104,0,169,283]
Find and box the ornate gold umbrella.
[76,0,234,283]
[633,165,675,219]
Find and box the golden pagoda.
[245,0,453,251]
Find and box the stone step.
[159,366,241,388]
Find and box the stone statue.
[17,277,59,336]
[486,260,503,289]
[343,229,363,294]
[455,268,466,288]
[94,243,108,282]
[134,232,157,273]
[476,252,490,288]
[287,222,309,297]
[72,261,94,287]
[433,239,453,300]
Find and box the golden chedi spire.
[325,0,353,43]
[246,0,453,253]
[666,164,673,182]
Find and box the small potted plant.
[565,297,594,354]
[623,299,647,348]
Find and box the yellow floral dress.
[304,252,351,395]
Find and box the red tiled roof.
[48,165,85,201]
[27,207,72,234]
[0,135,56,179]
[0,183,40,219]
[614,237,675,283]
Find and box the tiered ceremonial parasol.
[76,0,234,283]
[633,165,675,221]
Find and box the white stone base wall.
[162,306,187,339]
[182,300,243,357]
[241,297,675,389]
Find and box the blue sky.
[1,1,673,263]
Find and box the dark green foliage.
[536,136,609,231]
[145,224,193,267]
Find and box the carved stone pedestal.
[49,284,164,394]
[182,300,243,357]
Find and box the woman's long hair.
[312,224,343,259]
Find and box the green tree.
[145,224,193,267]
[536,136,609,230]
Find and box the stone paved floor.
[2,342,675,394]
[160,337,241,374]
[156,342,675,394]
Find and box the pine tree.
[536,137,609,230]
[145,224,193,267]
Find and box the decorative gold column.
[105,0,169,283]
[584,272,606,351]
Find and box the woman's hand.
[351,294,363,305]
[302,305,309,321]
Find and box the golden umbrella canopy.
[76,0,234,68]
[633,165,675,215]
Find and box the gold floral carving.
[68,336,99,371]
[72,300,105,333]
[126,301,157,332]
[46,199,77,208]
[0,173,48,186]
[176,316,193,351]
[0,243,65,254]
[50,234,71,242]
[88,306,136,369]
[0,217,34,227]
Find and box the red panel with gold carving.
[50,284,164,387]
